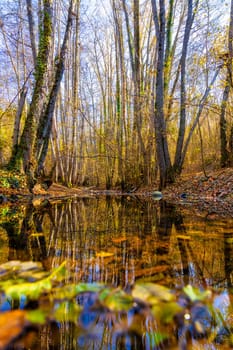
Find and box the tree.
[173,0,196,174]
[0,0,229,190]
[9,0,75,190]
[151,0,221,188]
[220,0,233,167]
[151,0,173,188]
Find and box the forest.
[0,0,232,191]
[1,2,233,348]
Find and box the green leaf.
[133,283,174,304]
[183,285,211,302]
[52,283,104,300]
[48,261,67,282]
[53,301,81,323]
[18,271,49,282]
[152,301,182,324]
[26,310,47,325]
[99,289,133,312]
[75,283,104,294]
[4,278,52,299]
[145,331,168,346]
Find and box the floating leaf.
[52,283,103,300]
[17,261,43,272]
[99,288,133,311]
[145,331,168,347]
[112,237,127,243]
[4,278,52,300]
[53,301,81,323]
[96,251,114,258]
[225,237,233,244]
[52,284,81,300]
[194,320,205,334]
[18,271,49,282]
[49,261,67,282]
[183,285,211,302]
[30,233,45,237]
[26,310,47,325]
[152,301,182,324]
[133,283,174,304]
[0,261,44,281]
[176,235,191,240]
[75,283,104,294]
[0,310,27,349]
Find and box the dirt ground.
[162,168,233,216]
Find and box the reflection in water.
[0,196,233,349]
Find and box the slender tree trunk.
[173,0,194,174]
[164,0,174,94]
[26,0,37,66]
[152,0,173,189]
[35,0,74,175]
[11,0,53,188]
[220,0,233,167]
[11,86,28,160]
[220,84,230,167]
[179,66,221,170]
[71,1,80,184]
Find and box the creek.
[0,195,233,349]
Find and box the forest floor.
[0,167,232,216]
[161,167,233,217]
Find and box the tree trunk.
[10,86,28,162]
[26,0,37,66]
[35,0,74,174]
[11,0,53,188]
[180,66,221,169]
[173,0,194,174]
[152,0,173,189]
[220,0,233,167]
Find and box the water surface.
[0,196,232,349]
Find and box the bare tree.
[220,0,233,167]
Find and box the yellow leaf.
[96,251,114,258]
[176,235,191,240]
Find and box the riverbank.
[0,167,232,216]
[162,168,233,217]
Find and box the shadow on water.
[0,196,233,349]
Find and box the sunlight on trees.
[0,0,231,190]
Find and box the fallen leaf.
[176,235,191,240]
[112,237,127,243]
[96,252,114,258]
[0,310,27,350]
